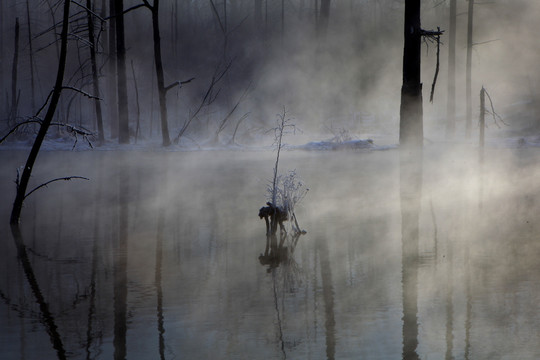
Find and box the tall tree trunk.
[150,0,172,146]
[446,0,456,138]
[10,0,71,225]
[399,0,423,150]
[108,0,118,138]
[10,18,19,125]
[115,0,129,144]
[0,1,3,119]
[87,0,105,144]
[254,0,262,28]
[465,0,474,138]
[318,0,330,38]
[26,1,36,114]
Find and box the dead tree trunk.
[10,18,20,125]
[145,0,172,146]
[10,0,71,225]
[115,0,130,144]
[254,0,262,30]
[86,0,105,144]
[26,1,36,114]
[465,0,474,138]
[446,0,456,138]
[318,0,330,38]
[399,0,423,150]
[108,0,118,138]
[0,2,3,119]
[479,87,485,156]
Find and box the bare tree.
[399,0,442,150]
[108,0,118,138]
[11,0,72,224]
[86,0,105,144]
[318,0,331,38]
[26,0,36,114]
[446,0,456,138]
[142,0,179,146]
[465,0,474,138]
[9,18,20,126]
[399,0,423,150]
[115,0,130,144]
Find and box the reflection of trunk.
[400,0,423,150]
[156,209,165,360]
[400,152,422,360]
[446,0,456,138]
[114,164,128,360]
[86,156,102,359]
[445,239,454,360]
[10,225,67,359]
[317,237,336,360]
[270,269,287,358]
[464,231,472,360]
[155,158,168,360]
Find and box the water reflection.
[317,236,336,360]
[400,151,422,360]
[259,232,302,271]
[114,161,128,360]
[10,224,67,359]
[3,149,540,358]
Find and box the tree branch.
[61,86,101,100]
[104,3,147,20]
[25,176,90,200]
[71,1,105,22]
[0,120,42,144]
[164,77,195,92]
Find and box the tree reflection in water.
[400,150,422,360]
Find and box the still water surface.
[1,147,540,359]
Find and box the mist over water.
[2,0,540,358]
[1,145,540,359]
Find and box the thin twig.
[61,86,101,100]
[25,176,89,199]
[430,28,441,103]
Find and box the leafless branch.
[0,119,42,144]
[429,27,441,103]
[483,88,508,127]
[164,77,195,93]
[71,1,105,22]
[472,39,499,46]
[209,0,226,34]
[216,82,252,135]
[104,3,146,20]
[174,62,232,143]
[25,176,89,200]
[61,86,101,100]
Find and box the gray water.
[1,147,540,359]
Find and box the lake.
[1,146,540,359]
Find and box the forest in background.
[0,0,539,147]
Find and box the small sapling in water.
[259,108,308,236]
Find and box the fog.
[2,1,540,359]
[2,1,540,144]
[2,147,540,358]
